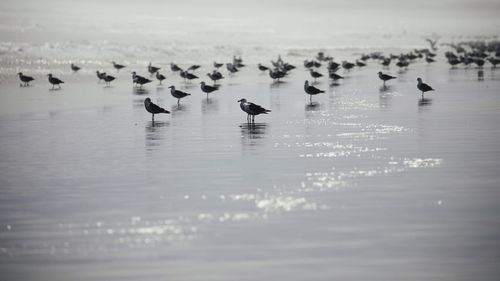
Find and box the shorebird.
[96,70,107,82]
[132,72,152,88]
[156,72,166,85]
[103,74,115,86]
[342,61,355,71]
[269,69,286,82]
[71,63,81,72]
[188,65,201,71]
[356,60,366,67]
[170,63,182,72]
[17,72,34,86]
[112,61,125,71]
[144,98,170,121]
[226,63,239,73]
[304,80,324,103]
[47,74,64,89]
[200,81,219,98]
[148,62,160,75]
[213,61,223,68]
[381,58,391,67]
[237,98,270,123]
[329,72,344,82]
[309,69,323,81]
[425,56,435,63]
[168,85,191,105]
[378,71,396,86]
[258,64,269,71]
[180,71,198,82]
[488,57,500,68]
[417,77,434,98]
[207,71,224,84]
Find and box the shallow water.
[1,51,500,280]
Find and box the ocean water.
[1,1,500,280]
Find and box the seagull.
[378,71,396,86]
[71,63,81,72]
[207,71,224,84]
[148,62,160,75]
[47,74,64,89]
[103,74,115,86]
[132,72,152,88]
[156,72,166,85]
[180,70,198,82]
[268,69,286,82]
[237,98,270,123]
[226,63,239,73]
[188,65,201,71]
[342,61,355,71]
[112,61,125,72]
[356,60,366,67]
[304,80,324,103]
[170,63,182,72]
[144,98,170,121]
[425,56,435,63]
[329,72,344,82]
[417,77,434,98]
[168,85,191,105]
[213,61,223,68]
[200,81,219,98]
[309,69,323,81]
[17,72,34,86]
[258,63,269,71]
[96,70,107,82]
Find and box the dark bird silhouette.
[309,69,323,81]
[47,74,64,89]
[103,74,115,86]
[304,80,324,103]
[269,69,286,82]
[17,72,34,86]
[71,63,81,72]
[144,97,170,121]
[188,65,201,71]
[258,64,269,71]
[156,72,166,85]
[238,98,270,123]
[417,77,434,98]
[200,81,219,98]
[425,56,435,63]
[112,61,125,72]
[207,71,224,84]
[148,62,160,75]
[329,72,344,82]
[356,60,366,67]
[132,72,152,88]
[213,61,223,68]
[180,70,198,82]
[170,63,182,72]
[96,70,107,82]
[342,61,355,71]
[168,85,191,105]
[378,71,396,86]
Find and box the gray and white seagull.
[238,98,270,123]
[304,80,325,103]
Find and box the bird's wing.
[248,102,267,113]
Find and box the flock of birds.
[15,39,500,123]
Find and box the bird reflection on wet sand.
[145,120,169,148]
[418,98,433,107]
[133,87,149,95]
[240,123,269,147]
[201,98,219,114]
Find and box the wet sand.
[1,57,500,281]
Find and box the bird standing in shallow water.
[378,71,396,86]
[304,80,325,104]
[238,98,270,123]
[148,62,160,75]
[309,69,323,82]
[156,72,166,85]
[200,81,219,99]
[17,72,34,86]
[132,72,152,88]
[144,98,170,121]
[103,74,115,86]
[168,85,191,105]
[417,77,434,98]
[47,74,64,89]
[112,61,125,72]
[71,63,81,72]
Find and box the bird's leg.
[152,114,154,122]
[421,92,424,99]
[252,115,255,123]
[177,99,180,106]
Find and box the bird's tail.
[265,109,271,113]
